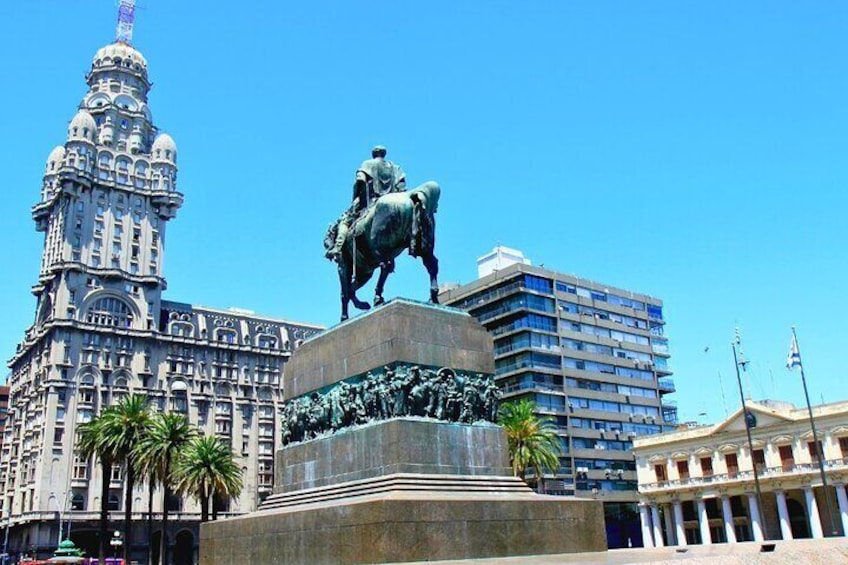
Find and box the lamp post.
[110,530,123,558]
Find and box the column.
[663,503,676,546]
[651,504,665,547]
[639,503,654,548]
[697,498,712,545]
[721,495,737,543]
[746,492,764,541]
[673,500,687,546]
[835,484,848,537]
[804,486,824,539]
[775,489,793,540]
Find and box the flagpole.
[732,331,769,539]
[792,326,838,536]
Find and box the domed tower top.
[44,146,66,175]
[151,133,177,164]
[88,42,149,88]
[67,110,97,143]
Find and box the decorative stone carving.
[281,364,499,445]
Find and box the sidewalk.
[390,538,848,565]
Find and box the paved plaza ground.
[391,538,848,565]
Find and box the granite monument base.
[200,420,606,564]
[200,301,606,564]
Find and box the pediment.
[694,446,713,456]
[831,425,848,437]
[648,454,667,464]
[712,404,793,434]
[671,451,689,460]
[771,434,794,445]
[718,443,739,454]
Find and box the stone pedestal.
[200,300,606,564]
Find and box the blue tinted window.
[524,275,553,294]
[647,305,663,320]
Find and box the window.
[71,491,86,511]
[73,455,88,480]
[725,453,739,477]
[839,437,848,459]
[807,441,824,464]
[108,491,121,511]
[778,445,794,471]
[752,449,766,471]
[654,464,668,483]
[677,460,690,480]
[700,456,713,477]
[85,296,134,328]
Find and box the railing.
[640,457,848,492]
[658,377,675,393]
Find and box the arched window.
[170,322,194,337]
[71,491,86,511]
[85,296,134,328]
[215,329,236,344]
[108,491,121,511]
[257,335,277,349]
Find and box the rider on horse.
[325,145,407,261]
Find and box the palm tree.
[173,435,243,523]
[135,412,196,565]
[97,394,152,565]
[497,399,562,490]
[77,416,111,564]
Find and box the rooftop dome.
[68,110,97,142]
[45,145,66,173]
[92,42,148,75]
[152,133,177,163]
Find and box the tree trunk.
[147,481,155,565]
[199,487,209,524]
[211,493,218,522]
[123,461,135,565]
[159,454,170,565]
[98,457,112,565]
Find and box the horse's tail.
[409,182,440,257]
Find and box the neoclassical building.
[2,38,321,562]
[633,399,848,548]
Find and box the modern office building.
[1,33,320,562]
[440,247,675,548]
[633,399,848,547]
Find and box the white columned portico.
[775,490,793,540]
[697,498,712,545]
[804,486,824,539]
[835,484,848,537]
[721,496,737,543]
[651,504,665,547]
[673,500,687,546]
[663,503,676,546]
[746,492,764,541]
[639,503,654,548]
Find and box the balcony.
[640,457,848,493]
[658,377,675,394]
[661,401,678,425]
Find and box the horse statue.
[324,181,440,321]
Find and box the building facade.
[2,39,320,562]
[440,248,675,548]
[633,400,848,548]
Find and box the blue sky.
[1,2,846,424]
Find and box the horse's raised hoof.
[374,295,385,307]
[353,299,371,311]
[430,290,440,304]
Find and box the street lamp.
[110,531,123,558]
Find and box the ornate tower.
[31,41,182,333]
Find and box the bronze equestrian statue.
[325,146,440,321]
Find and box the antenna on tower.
[116,0,136,45]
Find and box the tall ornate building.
[2,38,320,562]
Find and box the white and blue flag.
[787,334,802,371]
